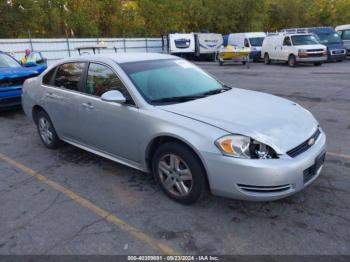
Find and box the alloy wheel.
[38,117,53,145]
[158,154,193,197]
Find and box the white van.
[194,33,223,60]
[335,25,350,57]
[167,33,195,55]
[261,33,327,67]
[227,32,266,61]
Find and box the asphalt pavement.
[0,60,349,255]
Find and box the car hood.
[296,44,326,50]
[323,42,345,50]
[0,67,39,80]
[159,89,318,154]
[251,46,262,51]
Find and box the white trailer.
[166,33,195,55]
[194,33,223,60]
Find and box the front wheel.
[264,53,271,65]
[288,55,297,67]
[152,142,207,204]
[36,111,63,149]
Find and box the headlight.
[215,135,277,159]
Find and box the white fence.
[0,38,166,64]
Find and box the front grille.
[287,128,321,158]
[237,184,291,194]
[0,96,21,108]
[306,53,324,57]
[307,49,323,52]
[0,75,35,88]
[331,50,345,55]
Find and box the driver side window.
[86,63,133,104]
[283,37,291,46]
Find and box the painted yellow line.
[0,153,179,255]
[327,151,350,160]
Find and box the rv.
[281,27,346,61]
[225,32,266,61]
[194,33,223,60]
[165,33,195,57]
[335,25,350,57]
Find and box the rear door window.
[54,62,86,91]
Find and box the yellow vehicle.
[217,45,251,67]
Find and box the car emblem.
[308,138,315,146]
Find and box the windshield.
[341,30,350,40]
[291,35,319,46]
[0,53,21,68]
[315,33,342,44]
[249,37,265,47]
[120,59,224,104]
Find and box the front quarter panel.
[137,106,228,173]
[22,76,45,120]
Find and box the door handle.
[82,102,94,109]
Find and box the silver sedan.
[22,53,326,204]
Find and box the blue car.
[0,51,47,109]
[281,27,347,62]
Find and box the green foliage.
[0,0,349,38]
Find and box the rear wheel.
[152,142,207,204]
[264,53,271,65]
[288,54,297,67]
[36,111,63,149]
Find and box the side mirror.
[36,58,47,65]
[101,90,126,103]
[24,61,37,67]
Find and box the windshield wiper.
[151,95,205,104]
[199,85,232,96]
[151,86,232,104]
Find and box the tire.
[314,62,322,66]
[152,142,207,204]
[288,54,297,67]
[242,61,246,65]
[36,111,63,149]
[264,53,271,65]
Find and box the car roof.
[267,33,314,38]
[335,24,350,31]
[58,52,177,65]
[307,27,335,33]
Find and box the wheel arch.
[32,105,47,124]
[145,135,210,189]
